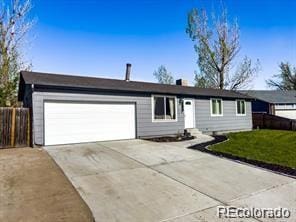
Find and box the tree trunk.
[219,70,224,89]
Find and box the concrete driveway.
[45,139,295,222]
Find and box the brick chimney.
[176,79,188,86]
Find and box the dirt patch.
[145,135,195,142]
[189,136,296,178]
[0,148,94,222]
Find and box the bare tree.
[0,0,34,106]
[266,62,296,90]
[186,7,260,90]
[153,65,174,85]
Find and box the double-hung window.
[236,100,246,115]
[153,96,177,121]
[211,98,223,116]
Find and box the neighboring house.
[18,69,252,146]
[241,90,296,120]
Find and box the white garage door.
[44,102,136,145]
[275,110,296,120]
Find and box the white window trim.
[236,99,246,116]
[151,95,178,122]
[210,98,223,117]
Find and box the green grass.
[210,130,296,168]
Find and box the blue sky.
[28,0,296,89]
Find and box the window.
[211,99,223,116]
[153,96,176,121]
[236,100,246,115]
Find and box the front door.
[184,99,195,129]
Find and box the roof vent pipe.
[125,63,131,81]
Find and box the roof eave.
[32,84,251,100]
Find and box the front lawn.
[210,130,296,169]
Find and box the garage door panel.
[275,110,296,120]
[44,102,136,145]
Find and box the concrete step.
[186,128,202,137]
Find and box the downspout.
[31,84,35,147]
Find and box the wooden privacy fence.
[0,108,31,148]
[253,112,296,131]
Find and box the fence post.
[27,109,30,146]
[10,108,16,147]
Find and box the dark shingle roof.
[240,90,296,104]
[20,71,251,99]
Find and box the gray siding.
[31,91,252,146]
[195,99,252,132]
[32,91,184,145]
